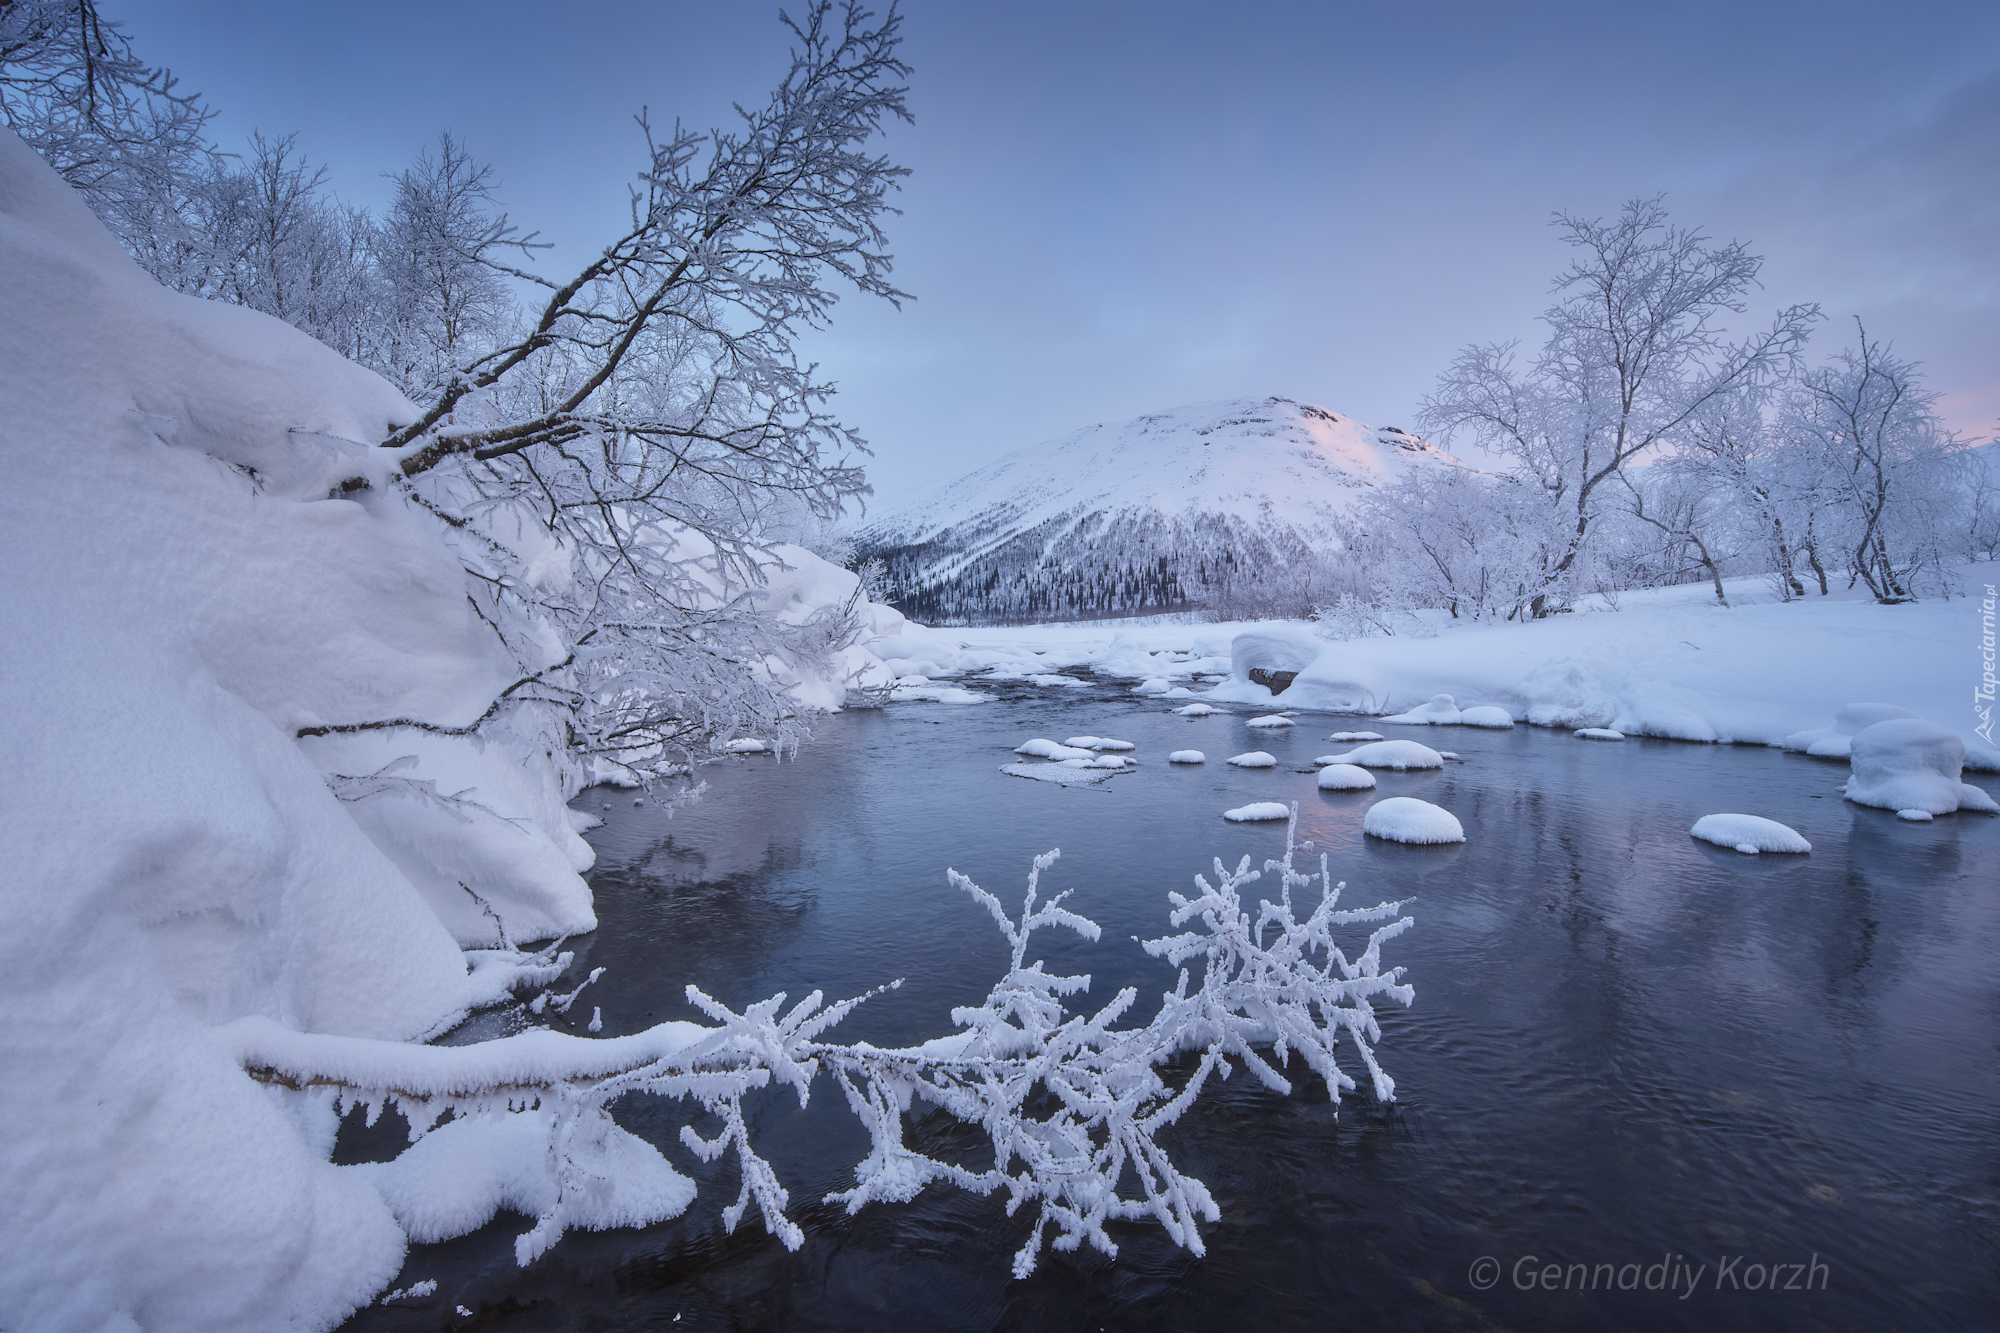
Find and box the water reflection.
[343,691,2000,1332]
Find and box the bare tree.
[1419,197,1818,616]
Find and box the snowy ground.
[881,568,1999,759]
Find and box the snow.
[1227,751,1278,768]
[1223,802,1293,822]
[1576,728,1627,741]
[0,131,926,1331]
[1064,736,1136,751]
[722,738,769,753]
[1317,764,1376,791]
[1379,694,1461,724]
[1690,814,1813,854]
[1328,730,1385,742]
[1843,718,2000,816]
[1169,750,1206,764]
[1362,798,1465,844]
[1015,739,1096,761]
[1000,762,1122,786]
[1781,702,1920,760]
[1246,714,1296,728]
[1898,809,1935,822]
[1458,706,1515,729]
[1173,703,1219,716]
[1319,740,1445,771]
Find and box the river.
[343,681,2000,1331]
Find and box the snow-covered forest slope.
[856,397,1462,623]
[0,129,902,1332]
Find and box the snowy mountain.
[857,396,1464,624]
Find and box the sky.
[123,0,2000,514]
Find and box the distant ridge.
[857,396,1463,625]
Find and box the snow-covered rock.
[1169,750,1206,764]
[1458,705,1514,729]
[1363,798,1465,844]
[1317,764,1375,791]
[1328,730,1385,742]
[1690,814,1812,854]
[722,738,769,754]
[1173,703,1218,716]
[1015,739,1096,761]
[1576,728,1626,741]
[1223,801,1292,822]
[1843,719,2000,816]
[1319,740,1444,771]
[1227,751,1278,768]
[1064,736,1136,751]
[1246,714,1296,728]
[1380,694,1460,725]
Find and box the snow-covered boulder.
[1691,814,1812,854]
[1380,694,1460,725]
[1320,740,1444,771]
[1328,730,1384,742]
[722,738,768,753]
[1169,750,1206,764]
[1173,703,1218,716]
[1363,797,1465,844]
[1065,736,1135,751]
[1224,801,1292,822]
[1224,626,1324,698]
[1015,739,1095,761]
[1227,751,1278,768]
[1458,705,1515,729]
[1843,719,2000,816]
[1317,764,1375,791]
[1576,728,1626,742]
[1246,714,1296,728]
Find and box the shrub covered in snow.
[1362,798,1465,844]
[1690,814,1812,854]
[1843,719,2000,816]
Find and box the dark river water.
[344,683,2000,1332]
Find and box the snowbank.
[1842,719,2000,816]
[1690,814,1812,854]
[1380,694,1460,725]
[0,129,919,1331]
[1363,798,1465,844]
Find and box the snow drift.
[0,130,905,1332]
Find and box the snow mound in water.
[1173,703,1218,716]
[1320,740,1444,770]
[722,738,768,753]
[1458,706,1514,729]
[1898,809,1934,822]
[1169,750,1205,764]
[889,682,988,704]
[1691,814,1812,854]
[1223,801,1292,822]
[1246,714,1295,728]
[1015,739,1094,760]
[1363,797,1464,844]
[1064,736,1136,751]
[1576,728,1626,741]
[1380,694,1459,724]
[1000,761,1121,786]
[1317,764,1375,791]
[1227,751,1277,768]
[1329,730,1384,742]
[1843,718,2000,815]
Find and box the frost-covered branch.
[231,815,1413,1276]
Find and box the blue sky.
[125,0,1999,511]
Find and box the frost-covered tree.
[1419,197,1818,616]
[1347,466,1560,621]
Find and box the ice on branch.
[230,821,1413,1282]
